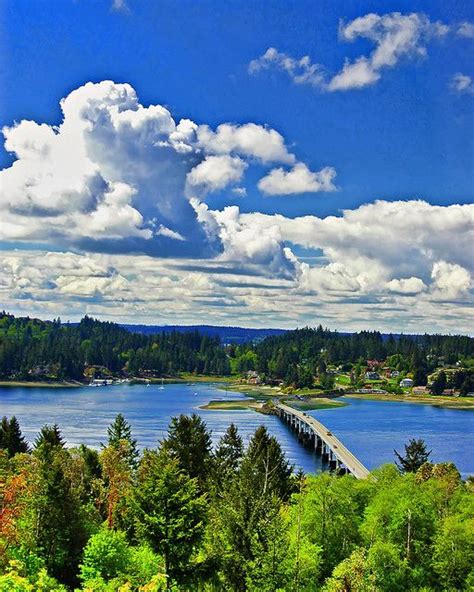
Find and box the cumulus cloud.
[1,82,472,332]
[196,122,295,164]
[387,277,427,295]
[431,261,471,300]
[249,47,325,87]
[457,22,474,38]
[258,163,337,195]
[0,80,310,256]
[186,155,247,195]
[451,73,474,94]
[250,12,450,92]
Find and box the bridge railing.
[276,403,371,479]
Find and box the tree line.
[1,313,473,389]
[0,414,473,590]
[0,313,230,380]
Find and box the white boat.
[159,378,165,390]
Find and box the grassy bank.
[289,397,347,410]
[0,380,81,388]
[200,398,263,411]
[346,393,474,410]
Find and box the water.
[310,397,474,478]
[0,384,472,476]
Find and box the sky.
[0,0,473,333]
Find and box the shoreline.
[344,392,474,410]
[0,380,82,388]
[1,378,473,411]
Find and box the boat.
[159,378,165,390]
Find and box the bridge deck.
[276,403,371,479]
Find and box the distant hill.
[121,324,287,344]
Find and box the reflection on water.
[0,384,472,476]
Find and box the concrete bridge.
[276,403,371,479]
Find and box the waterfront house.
[400,378,414,388]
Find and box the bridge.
[275,403,371,479]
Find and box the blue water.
[0,384,472,476]
[311,397,474,477]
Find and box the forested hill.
[1,312,473,383]
[121,323,286,344]
[0,312,230,380]
[252,326,474,387]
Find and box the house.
[390,370,400,378]
[413,386,429,395]
[400,378,414,388]
[246,370,261,385]
[365,371,380,380]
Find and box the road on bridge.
[276,402,371,479]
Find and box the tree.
[30,445,88,585]
[134,449,207,586]
[0,417,29,457]
[162,414,212,488]
[213,423,243,480]
[34,425,65,451]
[100,441,133,530]
[395,439,431,473]
[430,370,447,395]
[79,528,131,584]
[242,425,293,501]
[432,514,474,589]
[105,413,138,469]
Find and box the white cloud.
[451,73,474,94]
[250,12,450,92]
[0,80,312,257]
[111,0,129,14]
[197,122,295,164]
[387,276,426,295]
[232,187,247,197]
[457,22,474,38]
[258,163,337,195]
[186,155,247,194]
[431,261,471,300]
[249,47,325,87]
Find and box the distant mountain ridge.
[120,324,287,344]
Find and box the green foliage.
[79,529,130,583]
[395,438,432,473]
[1,415,473,591]
[0,416,29,457]
[0,313,230,380]
[161,413,212,487]
[133,449,207,586]
[105,414,138,469]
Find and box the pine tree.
[34,424,65,450]
[214,423,243,479]
[162,414,212,488]
[106,413,139,469]
[242,425,293,500]
[395,438,432,473]
[0,416,29,457]
[134,449,207,586]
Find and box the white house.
[400,378,414,388]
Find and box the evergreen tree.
[162,414,212,488]
[242,425,293,500]
[34,424,65,450]
[213,423,244,479]
[106,413,139,469]
[395,438,432,473]
[0,416,29,457]
[430,370,447,395]
[134,448,207,586]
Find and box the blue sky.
[0,0,472,331]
